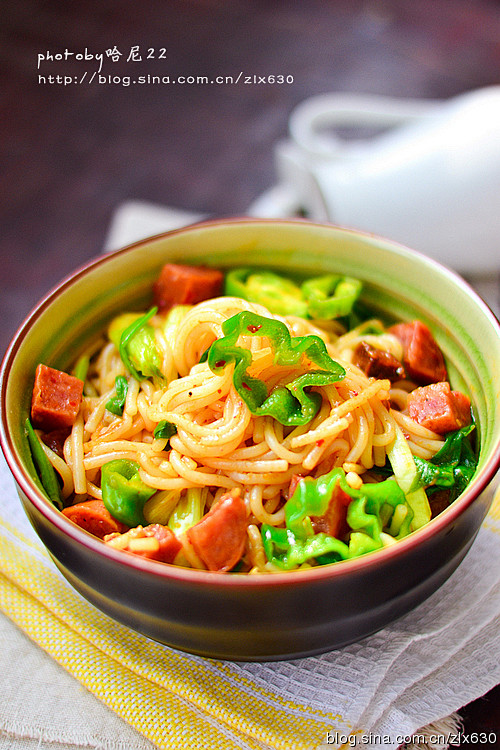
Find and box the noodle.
[70,412,86,495]
[71,299,444,508]
[32,266,476,575]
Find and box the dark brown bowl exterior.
[1,219,499,660]
[13,467,496,660]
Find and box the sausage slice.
[63,499,128,539]
[186,488,247,572]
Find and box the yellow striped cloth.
[0,453,498,750]
[0,511,342,749]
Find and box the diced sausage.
[449,389,473,425]
[289,475,351,539]
[63,500,128,539]
[153,263,224,312]
[311,483,352,539]
[186,488,247,572]
[352,341,405,382]
[105,524,182,563]
[407,381,472,434]
[31,364,84,432]
[388,321,447,385]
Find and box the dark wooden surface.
[1,0,499,744]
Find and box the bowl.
[1,218,499,660]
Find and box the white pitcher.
[248,87,500,273]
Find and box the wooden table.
[2,0,499,744]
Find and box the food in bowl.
[26,261,477,575]
[2,219,498,659]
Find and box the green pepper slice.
[261,525,351,568]
[101,459,156,526]
[225,268,309,318]
[225,268,363,320]
[287,467,412,541]
[301,274,362,319]
[105,375,129,416]
[25,418,63,510]
[262,467,413,570]
[153,420,177,441]
[207,311,345,426]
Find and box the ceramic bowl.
[1,219,499,660]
